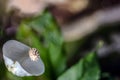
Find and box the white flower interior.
[2,40,45,77]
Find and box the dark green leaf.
[57,52,100,80]
[0,60,6,79]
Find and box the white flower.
[2,40,45,77]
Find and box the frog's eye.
[2,40,45,77]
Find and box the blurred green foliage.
[58,52,100,80]
[16,11,66,79]
[28,11,66,76]
[0,11,101,80]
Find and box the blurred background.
[0,0,120,80]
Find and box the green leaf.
[25,11,66,76]
[57,52,100,80]
[6,71,35,80]
[16,23,51,80]
[0,60,6,79]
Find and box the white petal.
[3,56,31,77]
[3,40,45,76]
